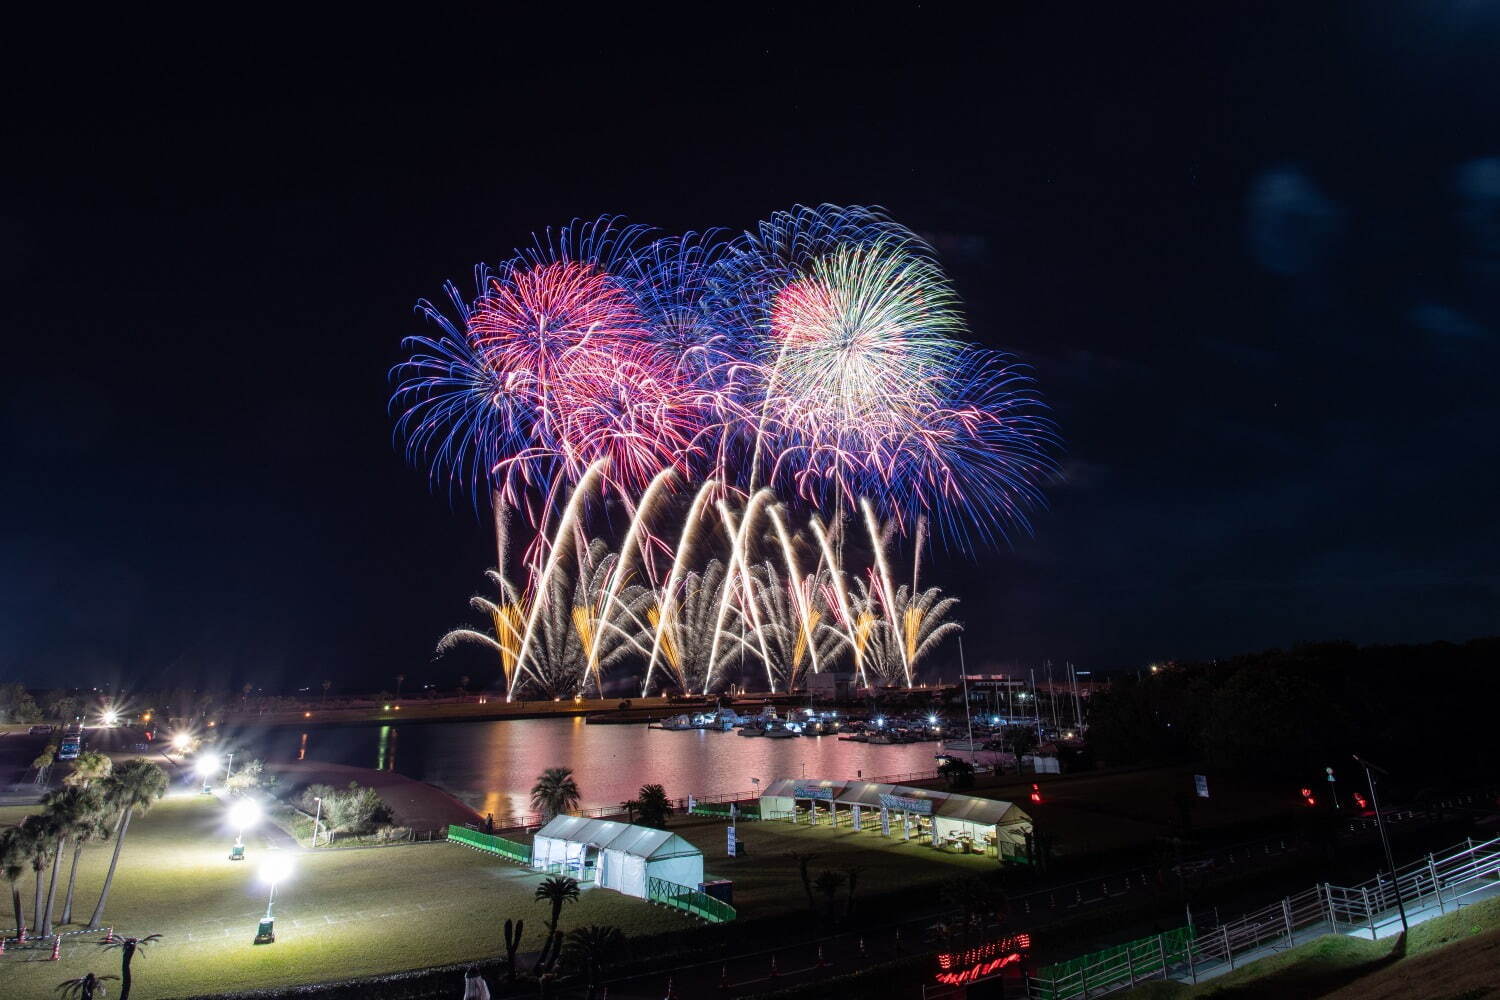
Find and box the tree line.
[1085,638,1498,782]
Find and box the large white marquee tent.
[531,816,704,899]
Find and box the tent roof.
[760,778,847,800]
[534,816,701,860]
[937,795,1029,827]
[759,777,1029,829]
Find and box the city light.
[101,709,119,726]
[171,732,193,752]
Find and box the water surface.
[252,717,944,821]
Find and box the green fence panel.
[688,802,760,820]
[1034,926,1191,998]
[646,875,737,923]
[447,825,532,864]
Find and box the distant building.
[806,671,856,700]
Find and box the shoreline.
[219,692,812,730]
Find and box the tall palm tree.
[23,815,54,934]
[534,875,580,933]
[41,785,104,935]
[56,972,118,1000]
[530,767,580,822]
[100,932,161,1000]
[58,785,111,925]
[88,760,168,929]
[0,825,30,939]
[565,924,625,999]
[65,752,113,788]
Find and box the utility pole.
[1354,754,1408,936]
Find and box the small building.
[530,816,703,899]
[758,777,1032,860]
[805,670,857,700]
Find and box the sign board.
[793,784,835,800]
[1193,774,1209,799]
[880,793,934,815]
[726,826,737,857]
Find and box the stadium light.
[196,753,221,793]
[228,799,261,858]
[254,854,293,944]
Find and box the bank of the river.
[222,693,815,730]
[266,759,482,830]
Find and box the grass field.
[0,795,691,999]
[0,793,993,998]
[1124,894,1500,999]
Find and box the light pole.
[310,796,323,848]
[255,854,292,944]
[196,754,221,794]
[228,800,260,860]
[224,751,236,783]
[1353,754,1408,936]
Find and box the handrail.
[447,825,531,863]
[645,874,736,923]
[1026,834,1500,1000]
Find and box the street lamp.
[1353,754,1408,936]
[254,854,293,944]
[310,796,323,849]
[228,800,260,860]
[170,732,193,754]
[196,754,221,794]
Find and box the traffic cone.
[817,944,829,967]
[51,936,61,961]
[720,963,730,990]
[663,977,676,999]
[770,953,779,977]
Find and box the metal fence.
[645,875,736,923]
[1023,834,1500,999]
[446,825,531,864]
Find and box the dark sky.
[3,5,1497,693]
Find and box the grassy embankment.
[1123,893,1500,999]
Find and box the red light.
[1029,783,1042,803]
[1353,792,1368,809]
[935,953,1021,985]
[1299,787,1317,807]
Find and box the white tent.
[531,816,704,900]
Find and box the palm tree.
[530,767,580,822]
[843,865,866,920]
[395,674,405,698]
[56,972,118,1000]
[813,870,846,920]
[60,787,112,925]
[23,815,54,934]
[33,745,56,786]
[534,875,580,933]
[0,825,30,939]
[41,785,105,935]
[634,784,672,829]
[100,932,161,1000]
[566,924,625,999]
[88,760,168,929]
[65,752,112,788]
[784,852,820,912]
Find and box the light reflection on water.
[250,717,944,817]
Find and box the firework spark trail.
[862,497,911,686]
[765,505,823,679]
[707,490,777,691]
[512,459,608,699]
[808,515,864,685]
[586,466,677,687]
[641,478,722,696]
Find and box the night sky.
[4,6,1497,693]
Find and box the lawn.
[0,795,692,999]
[672,811,1001,914]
